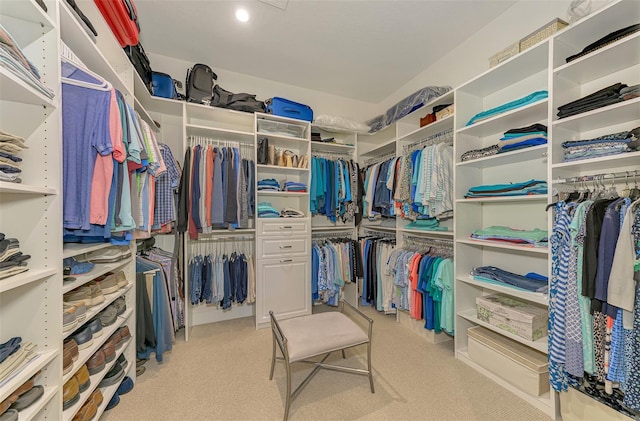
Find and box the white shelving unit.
[453,35,554,417]
[254,113,311,329]
[549,1,640,418]
[0,1,62,419]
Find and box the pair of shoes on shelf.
[76,246,131,264]
[73,389,101,421]
[104,376,135,412]
[64,282,104,308]
[0,371,43,415]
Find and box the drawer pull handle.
[279,245,293,249]
[280,226,293,229]
[280,259,293,263]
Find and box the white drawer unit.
[255,256,311,328]
[258,237,310,259]
[257,220,309,235]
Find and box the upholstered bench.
[269,300,374,420]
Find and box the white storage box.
[257,119,307,139]
[468,326,549,396]
[476,294,548,341]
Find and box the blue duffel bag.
[152,71,179,99]
[265,97,313,122]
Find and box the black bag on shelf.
[185,64,217,104]
[124,43,153,95]
[257,137,269,165]
[211,85,266,113]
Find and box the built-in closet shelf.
[63,243,113,260]
[398,228,454,237]
[397,115,454,144]
[456,145,547,168]
[257,191,309,197]
[456,239,549,255]
[257,217,310,221]
[0,67,56,109]
[63,284,133,341]
[553,33,640,84]
[455,195,547,204]
[457,41,549,97]
[95,361,133,420]
[456,350,552,414]
[0,268,57,294]
[552,97,640,132]
[18,384,57,421]
[457,276,549,306]
[134,97,159,133]
[0,349,57,403]
[456,99,548,138]
[63,337,133,421]
[310,142,355,153]
[0,182,57,196]
[186,124,254,142]
[360,225,397,233]
[190,103,254,129]
[132,73,183,116]
[0,0,56,28]
[62,311,133,385]
[552,0,640,54]
[199,229,256,236]
[457,308,548,354]
[551,151,640,172]
[256,164,309,172]
[360,139,395,157]
[58,1,130,97]
[62,260,130,294]
[256,132,309,144]
[311,226,354,232]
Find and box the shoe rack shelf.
[18,384,58,421]
[62,336,133,421]
[0,350,58,404]
[62,284,133,341]
[62,243,114,260]
[62,260,131,294]
[62,310,133,385]
[0,268,57,295]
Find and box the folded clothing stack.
[620,84,640,101]
[405,217,447,231]
[0,234,30,280]
[464,179,547,198]
[465,91,548,126]
[257,202,280,218]
[0,131,28,183]
[0,337,37,383]
[283,181,307,192]
[257,179,280,191]
[566,23,640,63]
[472,266,548,293]
[311,130,322,142]
[0,24,54,99]
[470,225,548,247]
[557,83,627,119]
[561,128,638,162]
[281,208,305,218]
[498,123,547,152]
[460,145,499,162]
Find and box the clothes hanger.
[60,56,111,91]
[629,170,640,201]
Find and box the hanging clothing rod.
[403,129,454,154]
[312,151,354,159]
[554,169,639,184]
[191,235,255,242]
[364,151,396,167]
[312,230,355,239]
[403,234,453,245]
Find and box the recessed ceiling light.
[235,8,250,23]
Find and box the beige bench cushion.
[278,312,369,363]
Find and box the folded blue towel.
[466,91,548,126]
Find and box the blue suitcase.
[152,72,178,99]
[265,97,313,122]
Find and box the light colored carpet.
[101,306,551,421]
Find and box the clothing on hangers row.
[61,58,167,244]
[359,236,397,312]
[310,157,361,223]
[312,237,362,306]
[548,182,640,416]
[177,141,255,239]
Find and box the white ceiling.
[136,1,517,103]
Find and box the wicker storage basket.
[520,18,569,51]
[489,42,520,68]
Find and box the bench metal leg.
[284,359,292,421]
[367,341,374,393]
[269,331,276,381]
[341,349,346,359]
